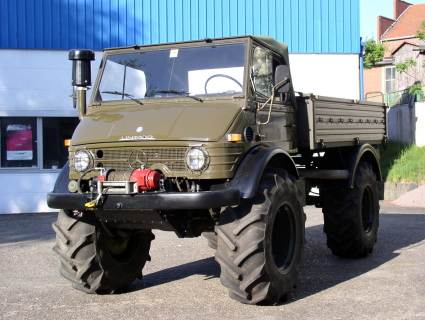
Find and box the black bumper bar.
[47,189,240,211]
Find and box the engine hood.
[71,103,242,145]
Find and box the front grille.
[93,147,188,172]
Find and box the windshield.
[94,43,246,102]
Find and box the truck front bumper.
[47,189,240,211]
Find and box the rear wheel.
[322,162,379,258]
[52,210,154,293]
[215,169,305,305]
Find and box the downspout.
[360,39,366,100]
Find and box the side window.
[252,46,273,97]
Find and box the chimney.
[378,16,395,41]
[394,0,411,20]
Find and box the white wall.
[0,171,59,214]
[415,102,425,147]
[0,49,101,214]
[289,53,360,100]
[0,49,103,214]
[0,50,361,113]
[0,49,102,117]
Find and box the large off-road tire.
[215,169,305,305]
[52,210,154,293]
[322,162,379,258]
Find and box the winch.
[97,169,162,194]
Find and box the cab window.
[251,46,273,98]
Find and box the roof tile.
[382,3,425,40]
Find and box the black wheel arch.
[52,162,71,193]
[347,144,382,189]
[226,146,299,199]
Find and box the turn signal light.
[64,139,71,146]
[227,134,242,142]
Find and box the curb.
[377,181,421,201]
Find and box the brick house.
[364,0,425,98]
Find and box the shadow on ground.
[132,257,220,292]
[133,208,425,303]
[1,208,424,304]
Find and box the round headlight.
[186,148,208,171]
[74,150,91,172]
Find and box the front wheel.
[52,210,154,293]
[215,169,305,305]
[322,162,380,258]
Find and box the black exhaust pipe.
[69,49,95,119]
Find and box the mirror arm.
[274,77,289,92]
[256,77,289,125]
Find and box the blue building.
[0,0,361,213]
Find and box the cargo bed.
[296,94,388,150]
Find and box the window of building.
[42,118,79,169]
[385,66,396,93]
[0,117,78,169]
[0,117,38,168]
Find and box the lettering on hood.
[119,135,155,141]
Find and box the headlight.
[73,150,92,172]
[186,148,208,171]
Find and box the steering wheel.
[204,74,243,94]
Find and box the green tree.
[416,21,425,41]
[395,58,425,95]
[363,39,386,70]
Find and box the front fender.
[52,162,71,194]
[226,146,298,199]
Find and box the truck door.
[251,45,297,151]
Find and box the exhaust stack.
[69,49,95,120]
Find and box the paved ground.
[0,203,424,319]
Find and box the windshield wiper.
[101,91,144,105]
[154,90,203,103]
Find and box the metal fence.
[366,86,425,106]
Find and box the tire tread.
[322,162,379,258]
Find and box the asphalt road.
[0,203,424,319]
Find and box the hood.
[71,103,241,145]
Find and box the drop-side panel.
[297,95,387,150]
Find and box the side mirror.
[274,65,291,94]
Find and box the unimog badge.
[119,135,155,141]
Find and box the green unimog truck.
[48,35,387,305]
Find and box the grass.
[379,140,425,184]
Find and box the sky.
[360,0,425,40]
